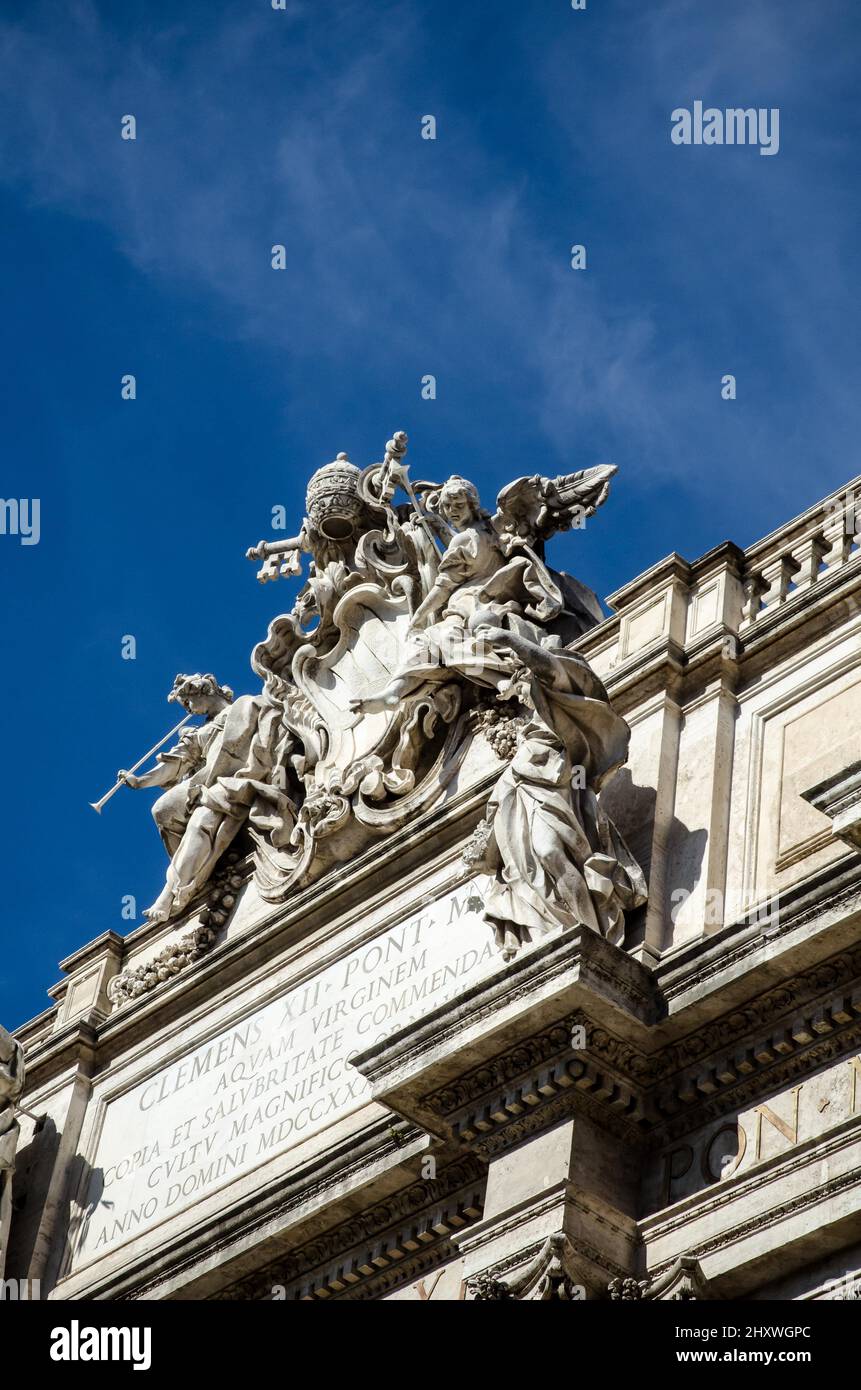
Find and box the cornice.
[391,941,861,1158]
[350,926,660,1097]
[213,1154,486,1302]
[647,1129,861,1282]
[655,856,861,1009]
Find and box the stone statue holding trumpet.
[103,673,298,925]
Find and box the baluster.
[759,554,799,612]
[821,504,853,572]
[741,572,766,627]
[790,531,826,592]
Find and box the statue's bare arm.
[118,748,192,790]
[477,625,565,689]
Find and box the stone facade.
[4,456,861,1302]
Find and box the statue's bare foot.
[144,885,175,925]
[172,883,197,915]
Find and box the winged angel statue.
[117,431,645,960]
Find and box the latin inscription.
[71,881,498,1268]
[655,1056,861,1208]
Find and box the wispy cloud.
[1,0,859,504]
[0,2,666,468]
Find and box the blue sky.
[2,0,859,1027]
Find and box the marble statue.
[462,626,647,958]
[103,430,646,960]
[345,464,645,957]
[352,468,611,712]
[243,432,645,954]
[118,673,297,923]
[0,1024,24,1277]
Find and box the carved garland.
[108,854,243,1007]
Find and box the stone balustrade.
[740,481,860,628]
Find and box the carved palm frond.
[495,463,618,545]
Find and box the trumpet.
[89,713,194,813]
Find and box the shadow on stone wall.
[602,769,708,952]
[53,1152,107,1291]
[6,1115,106,1293]
[5,1113,58,1281]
